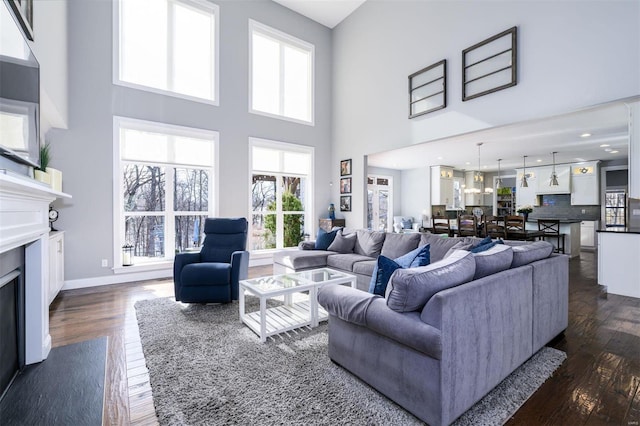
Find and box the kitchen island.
[597,227,640,298]
[525,218,582,258]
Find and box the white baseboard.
[63,255,274,290]
[63,268,172,290]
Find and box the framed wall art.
[340,159,351,176]
[409,59,446,118]
[462,27,517,101]
[340,196,351,212]
[7,0,34,41]
[340,177,351,194]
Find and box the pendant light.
[474,143,483,185]
[549,151,559,186]
[496,159,503,189]
[520,155,528,188]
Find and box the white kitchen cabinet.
[571,162,600,205]
[515,168,539,208]
[48,231,65,305]
[580,221,596,249]
[536,164,571,194]
[464,171,484,206]
[431,166,454,207]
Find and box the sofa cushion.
[385,250,476,312]
[419,234,469,262]
[327,253,374,272]
[327,229,357,253]
[352,259,376,277]
[354,230,386,257]
[315,228,338,250]
[380,232,420,259]
[471,236,492,249]
[511,241,554,268]
[472,244,514,279]
[444,240,473,258]
[368,244,431,296]
[273,249,333,270]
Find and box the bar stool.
[538,219,565,253]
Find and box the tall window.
[115,0,219,104]
[605,190,626,227]
[114,117,217,267]
[250,138,313,251]
[249,20,314,124]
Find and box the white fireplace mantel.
[0,171,71,364]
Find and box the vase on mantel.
[522,213,529,222]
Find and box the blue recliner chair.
[173,217,249,303]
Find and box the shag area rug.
[135,297,566,426]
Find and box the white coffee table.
[239,268,357,342]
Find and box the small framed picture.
[340,177,352,194]
[340,159,352,176]
[7,0,34,41]
[340,196,351,212]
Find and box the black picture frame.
[409,59,447,118]
[340,159,351,176]
[462,27,517,101]
[340,177,351,194]
[340,196,351,212]
[7,0,34,41]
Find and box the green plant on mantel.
[38,143,50,171]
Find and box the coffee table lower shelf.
[241,300,329,342]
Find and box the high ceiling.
[367,99,633,173]
[272,0,367,28]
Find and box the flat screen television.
[0,0,40,168]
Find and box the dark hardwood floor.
[48,253,639,425]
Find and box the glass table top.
[241,268,352,292]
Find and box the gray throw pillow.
[443,240,473,258]
[354,230,386,257]
[385,250,476,312]
[380,232,420,259]
[511,241,554,268]
[327,229,357,253]
[472,244,513,279]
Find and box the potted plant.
[516,205,533,221]
[33,143,51,186]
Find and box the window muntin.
[250,139,313,251]
[115,117,217,267]
[249,20,314,124]
[116,0,219,104]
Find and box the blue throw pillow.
[401,219,413,230]
[315,228,338,250]
[368,244,431,295]
[472,236,492,249]
[470,241,497,253]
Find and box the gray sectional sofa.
[274,229,569,426]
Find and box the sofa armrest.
[230,250,250,300]
[173,252,201,298]
[318,285,378,326]
[298,241,316,250]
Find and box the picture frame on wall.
[409,59,447,118]
[340,159,352,176]
[7,0,34,41]
[340,196,351,212]
[340,177,351,194]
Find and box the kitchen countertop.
[597,226,640,235]
[526,218,583,224]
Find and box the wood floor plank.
[47,259,640,426]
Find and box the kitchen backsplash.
[530,194,600,221]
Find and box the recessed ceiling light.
[575,158,586,162]
[465,162,471,165]
[604,148,612,152]
[437,156,443,160]
[610,150,619,154]
[536,159,542,162]
[580,133,591,138]
[600,144,610,147]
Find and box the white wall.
[400,167,430,224]
[332,0,640,228]
[49,0,332,282]
[30,0,68,132]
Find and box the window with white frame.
[250,138,313,251]
[115,0,219,104]
[249,20,314,124]
[114,117,217,267]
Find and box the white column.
[628,101,640,199]
[25,235,52,364]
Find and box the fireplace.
[0,248,25,400]
[0,172,68,397]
